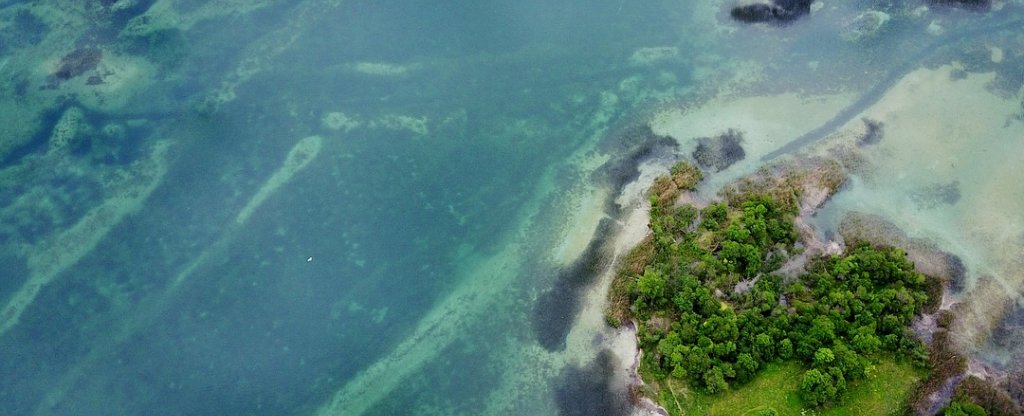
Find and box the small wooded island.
[606,161,1008,415]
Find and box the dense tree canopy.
[614,162,933,407]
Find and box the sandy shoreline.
[563,89,864,414]
[560,156,667,415]
[570,50,1024,412]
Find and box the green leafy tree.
[809,316,836,346]
[721,240,762,276]
[779,338,794,359]
[657,331,681,355]
[704,366,729,394]
[799,369,838,407]
[636,268,667,304]
[712,341,736,360]
[832,342,867,379]
[687,347,712,377]
[852,332,881,354]
[736,352,759,381]
[696,287,720,317]
[754,333,774,361]
[706,314,739,343]
[828,367,847,395]
[813,347,835,368]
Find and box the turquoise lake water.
[1,1,1023,415]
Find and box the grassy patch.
[664,359,923,416]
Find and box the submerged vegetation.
[609,161,939,411]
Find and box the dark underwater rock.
[910,181,961,209]
[929,0,991,10]
[53,47,102,81]
[857,118,884,146]
[554,350,632,416]
[692,129,746,172]
[603,126,677,193]
[533,219,615,352]
[730,0,813,24]
[944,254,967,293]
[731,3,777,23]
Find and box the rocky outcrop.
[692,129,745,172]
[730,0,813,25]
[929,0,992,10]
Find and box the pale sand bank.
[813,64,1024,355]
[476,157,667,416]
[550,185,613,266]
[649,92,856,194]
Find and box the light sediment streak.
[0,141,171,338]
[31,135,325,415]
[235,135,323,225]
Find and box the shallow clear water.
[1,1,1023,415]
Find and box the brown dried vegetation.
[607,236,655,327]
[954,376,1023,416]
[905,326,969,414]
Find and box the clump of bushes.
[942,398,989,416]
[648,161,703,207]
[950,376,1022,416]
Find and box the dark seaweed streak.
[554,350,632,416]
[600,125,678,194]
[731,0,813,25]
[533,218,617,351]
[857,118,884,146]
[534,127,678,351]
[693,128,746,171]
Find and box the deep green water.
[1,1,1022,415]
[0,1,688,415]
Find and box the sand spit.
[585,201,667,416]
[235,135,323,225]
